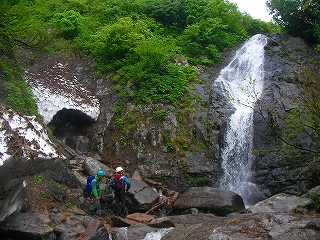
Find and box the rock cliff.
[0,33,319,238]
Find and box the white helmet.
[116,167,123,173]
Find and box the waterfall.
[216,34,268,206]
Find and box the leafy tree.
[0,0,44,115]
[0,62,38,115]
[293,64,320,152]
[178,16,244,65]
[0,0,51,52]
[140,0,188,30]
[242,14,280,35]
[114,36,196,105]
[88,17,153,72]
[51,10,86,40]
[303,0,320,50]
[267,0,320,45]
[271,63,320,163]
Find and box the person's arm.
[124,176,131,191]
[109,178,114,188]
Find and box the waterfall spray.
[216,34,268,206]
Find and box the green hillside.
[1,0,278,113]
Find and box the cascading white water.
[216,34,268,206]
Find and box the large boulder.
[172,187,245,216]
[126,179,159,213]
[0,156,62,221]
[55,215,109,240]
[162,212,319,240]
[248,193,315,213]
[0,212,55,239]
[82,157,113,178]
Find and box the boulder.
[304,218,320,231]
[110,215,138,227]
[114,224,158,240]
[272,229,320,240]
[148,217,175,228]
[0,212,54,239]
[82,157,113,178]
[162,212,317,240]
[126,213,155,223]
[172,187,245,216]
[44,162,81,188]
[46,184,66,202]
[126,179,159,213]
[248,193,315,213]
[55,215,109,240]
[167,213,219,224]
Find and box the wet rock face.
[207,34,320,201]
[250,34,320,197]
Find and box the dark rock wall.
[251,34,320,197]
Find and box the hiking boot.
[120,214,126,218]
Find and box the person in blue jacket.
[109,166,131,217]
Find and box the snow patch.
[0,108,65,166]
[24,62,100,124]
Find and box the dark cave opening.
[48,108,95,138]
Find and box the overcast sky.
[229,0,272,22]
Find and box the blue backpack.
[85,175,95,195]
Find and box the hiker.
[109,166,131,217]
[90,170,105,216]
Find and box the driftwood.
[143,179,180,215]
[145,199,167,215]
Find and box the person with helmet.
[109,166,131,217]
[90,170,105,216]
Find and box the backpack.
[111,174,123,192]
[85,174,95,195]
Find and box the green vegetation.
[267,0,320,50]
[154,107,167,121]
[309,193,320,204]
[184,172,206,184]
[308,193,320,213]
[35,174,43,183]
[1,0,277,114]
[0,61,38,115]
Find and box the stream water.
[216,34,268,206]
